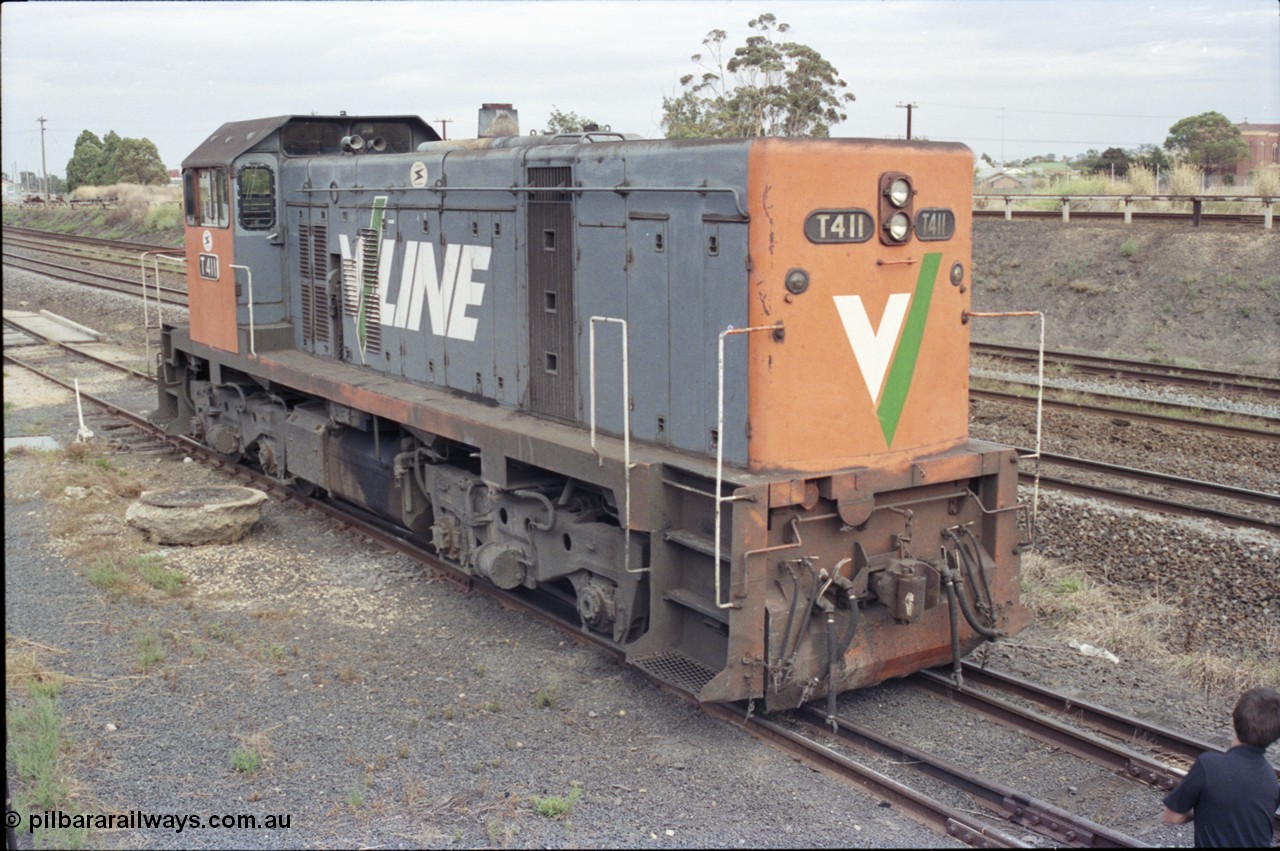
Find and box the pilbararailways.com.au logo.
[8,808,292,834]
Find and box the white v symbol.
[833,293,912,403]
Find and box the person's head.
[1232,687,1280,749]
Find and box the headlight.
[885,212,911,242]
[887,177,912,207]
[878,172,915,246]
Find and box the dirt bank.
[971,219,1280,376]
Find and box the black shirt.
[1163,744,1279,848]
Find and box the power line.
[961,135,1161,146]
[916,101,1184,121]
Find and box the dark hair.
[1233,687,1280,749]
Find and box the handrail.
[299,183,750,219]
[139,250,185,376]
[714,323,783,608]
[588,316,641,574]
[230,264,256,357]
[965,309,1046,528]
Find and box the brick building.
[1234,123,1280,182]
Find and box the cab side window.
[237,165,276,230]
[183,168,229,228]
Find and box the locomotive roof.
[182,115,441,169]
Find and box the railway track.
[1022,449,1278,534]
[8,328,1275,849]
[2,250,188,308]
[3,225,180,257]
[3,226,187,307]
[973,342,1280,397]
[971,385,1278,442]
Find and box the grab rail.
[588,316,641,574]
[714,323,783,608]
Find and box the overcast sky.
[3,0,1278,180]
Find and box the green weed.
[133,630,165,673]
[534,683,559,708]
[231,746,261,774]
[530,782,581,819]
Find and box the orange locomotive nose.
[746,138,974,474]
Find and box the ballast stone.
[126,486,269,545]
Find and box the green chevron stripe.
[876,251,941,446]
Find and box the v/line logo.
[832,252,941,447]
[338,198,492,345]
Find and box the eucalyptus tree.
[1163,112,1248,177]
[661,13,856,139]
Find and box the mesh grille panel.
[631,651,718,694]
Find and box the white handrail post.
[714,323,782,608]
[138,252,153,376]
[230,264,255,357]
[588,316,641,573]
[964,310,1046,530]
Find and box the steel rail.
[973,343,1280,396]
[1025,472,1278,534]
[3,225,178,254]
[719,706,1029,848]
[955,663,1280,787]
[973,388,1279,441]
[795,708,1148,848]
[945,664,1280,842]
[2,253,189,308]
[0,344,1086,849]
[4,239,187,287]
[912,669,1185,791]
[1027,448,1280,510]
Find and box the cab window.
[237,165,275,230]
[183,167,229,228]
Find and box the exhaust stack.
[478,103,519,138]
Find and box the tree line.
[64,130,169,192]
[1065,112,1252,182]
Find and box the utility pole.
[38,116,49,200]
[436,119,451,141]
[896,102,918,140]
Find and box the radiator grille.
[298,221,329,347]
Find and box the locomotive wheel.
[292,478,327,499]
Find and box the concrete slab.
[5,435,62,452]
[2,310,104,344]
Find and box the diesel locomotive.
[156,105,1031,711]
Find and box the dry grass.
[6,638,70,699]
[37,442,144,501]
[1021,553,1280,695]
[70,182,179,205]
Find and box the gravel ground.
[5,224,1279,851]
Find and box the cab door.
[184,168,238,353]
